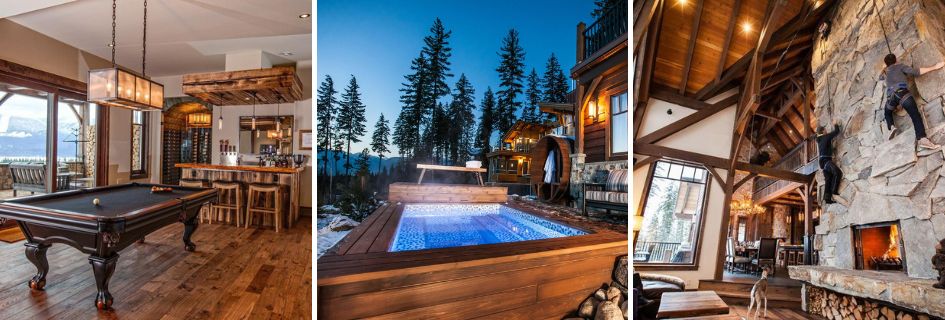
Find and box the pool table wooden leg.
[25,243,50,290]
[89,254,118,310]
[182,214,199,252]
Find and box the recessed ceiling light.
[280,52,294,56]
[299,13,311,19]
[107,43,115,47]
[741,22,753,33]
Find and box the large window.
[635,160,708,266]
[611,92,628,154]
[131,110,147,178]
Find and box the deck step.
[698,279,802,309]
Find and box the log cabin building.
[633,0,945,318]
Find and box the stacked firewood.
[933,238,945,289]
[807,286,930,320]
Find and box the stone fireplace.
[788,0,945,317]
[853,222,905,272]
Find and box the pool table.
[0,183,216,310]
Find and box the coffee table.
[656,291,730,319]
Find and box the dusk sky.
[317,0,596,155]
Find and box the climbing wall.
[811,0,945,278]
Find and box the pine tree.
[370,114,390,173]
[592,0,621,19]
[448,74,476,163]
[524,68,542,122]
[495,29,526,137]
[316,75,338,176]
[422,18,453,99]
[337,76,367,176]
[355,148,371,177]
[475,87,497,161]
[542,53,570,122]
[394,53,430,160]
[542,53,570,103]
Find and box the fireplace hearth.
[853,221,905,272]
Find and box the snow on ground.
[316,213,355,258]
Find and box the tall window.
[737,218,747,242]
[636,161,708,265]
[131,111,147,178]
[611,92,628,154]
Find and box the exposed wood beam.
[633,143,813,183]
[767,133,790,156]
[734,173,758,191]
[633,0,666,137]
[715,0,743,83]
[633,0,661,54]
[679,0,705,94]
[0,93,11,108]
[633,156,659,170]
[636,93,739,144]
[649,84,713,110]
[709,167,727,189]
[696,51,752,100]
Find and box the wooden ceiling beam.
[633,0,666,137]
[636,93,739,144]
[633,0,662,54]
[650,83,713,110]
[679,0,705,95]
[715,0,743,84]
[634,143,812,183]
[0,93,11,108]
[695,51,752,100]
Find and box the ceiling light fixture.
[299,13,311,18]
[741,22,753,33]
[280,52,294,56]
[88,0,164,111]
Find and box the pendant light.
[88,0,164,111]
[276,97,282,138]
[217,113,223,130]
[251,92,257,130]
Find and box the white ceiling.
[8,0,312,77]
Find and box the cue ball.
[93,198,100,206]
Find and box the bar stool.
[246,183,282,232]
[211,181,242,226]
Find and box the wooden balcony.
[753,141,817,205]
[581,0,628,61]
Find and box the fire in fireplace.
[853,222,905,272]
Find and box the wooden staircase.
[698,279,802,309]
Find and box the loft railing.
[752,140,818,199]
[583,0,628,60]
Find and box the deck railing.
[633,241,681,263]
[753,140,818,200]
[582,0,628,60]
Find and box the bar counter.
[175,163,304,228]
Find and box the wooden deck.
[317,202,628,319]
[0,219,311,319]
[388,182,508,203]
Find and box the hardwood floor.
[728,304,822,319]
[0,219,312,319]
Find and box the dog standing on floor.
[748,266,769,319]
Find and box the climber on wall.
[879,53,945,149]
[817,121,842,204]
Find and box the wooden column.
[46,93,58,193]
[802,183,814,265]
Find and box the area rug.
[0,227,25,243]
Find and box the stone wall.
[772,205,791,240]
[812,0,945,278]
[570,159,629,207]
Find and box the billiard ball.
[93,198,100,206]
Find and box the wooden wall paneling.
[679,0,705,94]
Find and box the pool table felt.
[19,185,202,218]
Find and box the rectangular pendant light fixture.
[89,67,164,111]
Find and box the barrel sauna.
[528,135,573,202]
